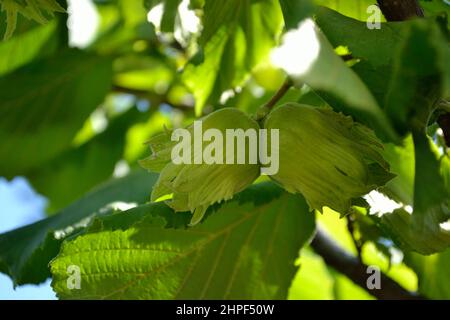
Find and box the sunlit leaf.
[50,183,315,299]
[407,248,450,299]
[0,49,113,177]
[272,17,398,141]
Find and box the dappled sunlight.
[440,221,450,231]
[67,0,99,48]
[364,190,404,215]
[113,160,131,178]
[147,3,164,30]
[175,0,201,44]
[270,19,320,78]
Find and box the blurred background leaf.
[0,49,113,177]
[0,0,448,300]
[182,0,283,115]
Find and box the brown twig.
[111,84,194,112]
[376,0,424,21]
[254,78,294,121]
[263,79,293,111]
[311,227,425,300]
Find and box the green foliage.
[0,0,449,301]
[183,0,283,115]
[289,249,375,300]
[50,183,315,299]
[315,0,378,20]
[28,108,148,212]
[411,133,449,231]
[378,136,450,255]
[385,18,450,134]
[0,0,65,40]
[314,6,449,137]
[314,7,405,110]
[312,5,450,255]
[144,0,182,32]
[407,248,450,299]
[0,49,113,177]
[0,19,60,75]
[275,12,399,141]
[279,0,314,30]
[0,170,158,285]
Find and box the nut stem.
[255,78,293,121]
